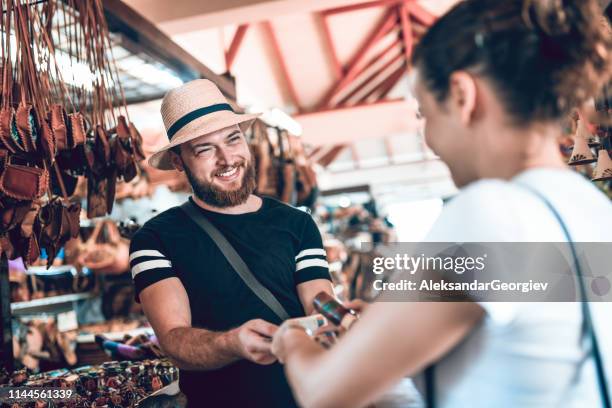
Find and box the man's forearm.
[160,326,240,370]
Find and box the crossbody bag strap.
[517,183,611,408]
[179,200,290,321]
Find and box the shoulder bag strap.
[425,183,611,408]
[179,200,290,321]
[517,183,611,408]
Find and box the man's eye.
[196,148,212,155]
[228,136,241,144]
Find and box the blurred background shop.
[0,0,611,406]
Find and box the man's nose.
[215,146,232,164]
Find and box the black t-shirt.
[129,196,331,407]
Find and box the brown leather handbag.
[0,159,48,201]
[38,117,57,163]
[87,175,109,218]
[1,201,32,233]
[49,104,69,151]
[68,112,86,147]
[0,108,21,153]
[128,122,146,162]
[39,198,81,268]
[15,104,39,153]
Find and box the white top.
[415,168,612,408]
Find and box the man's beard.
[183,159,257,208]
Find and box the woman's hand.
[344,298,368,315]
[271,321,310,364]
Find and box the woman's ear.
[448,71,478,126]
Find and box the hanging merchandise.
[592,132,612,181]
[568,118,597,165]
[248,118,319,207]
[0,0,145,267]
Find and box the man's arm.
[296,279,335,315]
[140,277,278,370]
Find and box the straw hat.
[148,79,260,170]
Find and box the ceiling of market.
[123,0,460,199]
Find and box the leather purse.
[0,107,21,153]
[49,104,69,151]
[15,104,39,153]
[0,159,48,201]
[1,201,32,233]
[87,175,109,218]
[38,117,57,163]
[68,112,86,147]
[128,122,146,162]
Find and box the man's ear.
[448,71,478,126]
[170,150,184,172]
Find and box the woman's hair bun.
[523,0,612,105]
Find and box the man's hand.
[230,319,279,365]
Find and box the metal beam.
[406,1,436,26]
[226,24,250,72]
[317,8,397,109]
[323,0,403,16]
[319,13,343,80]
[103,0,237,101]
[358,62,406,103]
[379,63,407,99]
[318,145,348,167]
[399,3,414,64]
[262,21,303,112]
[301,97,404,116]
[333,37,401,103]
[336,50,403,106]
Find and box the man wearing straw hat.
[128,79,333,406]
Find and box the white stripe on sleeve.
[131,259,172,278]
[296,258,329,272]
[129,250,165,262]
[295,248,326,261]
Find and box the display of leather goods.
[50,164,79,197]
[19,200,42,239]
[83,137,96,174]
[0,232,16,259]
[38,198,81,268]
[38,116,57,163]
[112,133,137,182]
[87,175,109,218]
[568,119,597,165]
[0,200,31,233]
[0,159,48,201]
[78,220,130,275]
[592,148,612,181]
[15,104,40,153]
[129,121,146,162]
[0,107,21,154]
[49,104,70,151]
[67,112,86,148]
[0,147,7,169]
[94,125,112,165]
[107,167,118,214]
[8,226,41,266]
